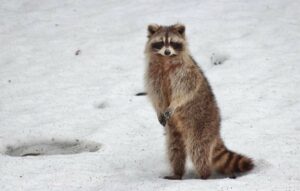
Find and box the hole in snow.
[5,139,101,157]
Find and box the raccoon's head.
[146,23,187,57]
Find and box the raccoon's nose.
[164,49,171,56]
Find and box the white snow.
[1,0,300,190]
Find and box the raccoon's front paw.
[163,110,172,120]
[158,113,167,126]
[158,109,173,126]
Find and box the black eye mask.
[151,42,164,50]
[170,42,183,50]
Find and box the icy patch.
[4,139,101,157]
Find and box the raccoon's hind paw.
[163,175,182,180]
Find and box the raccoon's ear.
[147,24,160,37]
[173,23,185,36]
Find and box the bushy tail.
[211,139,254,175]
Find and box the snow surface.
[1,0,300,190]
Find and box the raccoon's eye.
[170,42,183,50]
[151,42,164,49]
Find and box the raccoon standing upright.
[144,23,253,180]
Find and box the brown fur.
[144,24,253,179]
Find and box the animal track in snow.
[210,53,229,65]
[5,139,101,157]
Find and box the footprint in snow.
[5,139,101,157]
[210,53,229,65]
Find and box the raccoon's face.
[146,24,186,57]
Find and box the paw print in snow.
[210,53,229,65]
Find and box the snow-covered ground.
[1,0,300,190]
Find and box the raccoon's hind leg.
[164,124,186,180]
[187,136,213,179]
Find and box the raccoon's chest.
[147,62,180,105]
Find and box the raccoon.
[144,23,253,180]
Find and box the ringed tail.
[211,139,254,175]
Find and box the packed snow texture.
[1,0,300,190]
